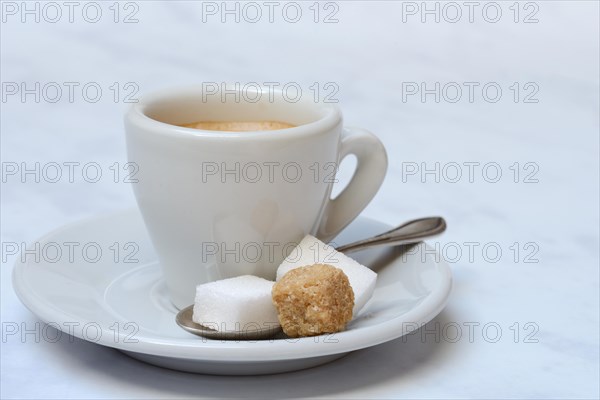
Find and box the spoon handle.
[334,217,447,254]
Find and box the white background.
[1,1,599,398]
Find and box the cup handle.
[317,127,388,241]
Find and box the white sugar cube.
[192,275,280,332]
[276,235,377,316]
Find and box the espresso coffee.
[182,121,295,132]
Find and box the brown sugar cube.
[271,264,355,338]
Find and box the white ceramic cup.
[125,85,387,309]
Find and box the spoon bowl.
[176,305,283,340]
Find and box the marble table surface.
[1,1,598,398]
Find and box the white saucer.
[13,209,452,375]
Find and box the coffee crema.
[181,121,295,132]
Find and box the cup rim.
[125,85,342,140]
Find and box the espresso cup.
[125,85,387,309]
